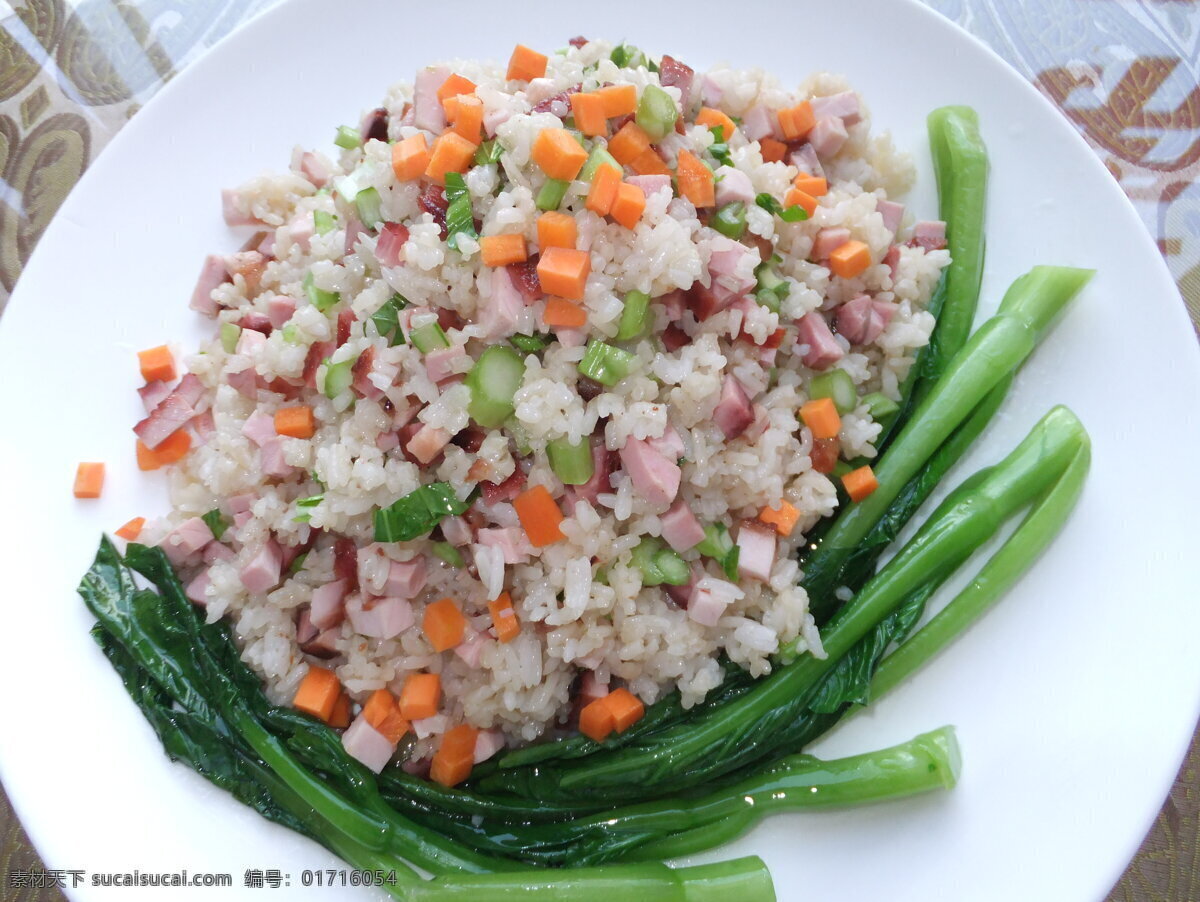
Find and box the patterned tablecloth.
[1,0,1197,899]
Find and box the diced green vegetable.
[219,322,241,354]
[579,147,621,183]
[753,258,790,312]
[374,482,471,542]
[536,179,570,211]
[708,128,733,168]
[696,523,740,581]
[474,140,504,166]
[292,494,324,524]
[201,509,228,542]
[862,391,901,419]
[432,542,464,568]
[303,272,340,313]
[409,321,450,354]
[333,125,361,149]
[810,369,858,415]
[466,345,525,428]
[510,333,551,352]
[712,203,747,240]
[286,551,308,575]
[370,294,408,347]
[313,210,337,236]
[547,437,594,486]
[616,290,652,341]
[354,187,383,230]
[636,85,677,142]
[281,324,299,343]
[578,341,636,387]
[322,357,355,399]
[443,173,478,252]
[610,44,648,69]
[755,193,808,222]
[631,538,689,586]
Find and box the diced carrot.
[569,92,608,137]
[513,484,565,547]
[585,162,622,216]
[328,692,352,729]
[842,465,880,503]
[437,73,477,104]
[137,345,176,383]
[274,405,315,439]
[115,517,145,541]
[391,134,429,182]
[794,173,828,197]
[537,211,577,251]
[362,689,410,743]
[398,672,441,720]
[610,182,646,230]
[532,128,589,180]
[696,107,737,140]
[423,598,467,653]
[800,397,841,439]
[136,429,192,471]
[783,187,819,218]
[430,724,478,787]
[479,234,528,267]
[73,462,105,499]
[536,247,591,301]
[759,501,801,537]
[488,593,520,643]
[607,121,652,166]
[629,148,671,176]
[449,94,484,143]
[829,240,872,279]
[676,150,715,208]
[778,101,815,140]
[579,697,616,742]
[506,44,548,82]
[293,665,341,723]
[543,298,588,329]
[603,687,644,733]
[759,137,788,163]
[424,131,478,184]
[594,84,637,118]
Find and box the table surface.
[1,0,1197,899]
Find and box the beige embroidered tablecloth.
[0,0,1196,898]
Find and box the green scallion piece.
[580,146,621,183]
[444,172,478,251]
[432,542,464,568]
[712,202,747,240]
[219,322,241,354]
[408,321,450,354]
[322,357,355,399]
[631,538,689,586]
[578,340,637,387]
[474,140,504,165]
[616,290,652,341]
[354,187,383,230]
[697,523,740,581]
[547,436,595,486]
[466,345,525,428]
[370,294,407,347]
[510,333,551,352]
[861,391,901,420]
[303,272,339,313]
[637,84,678,142]
[313,210,336,236]
[287,552,308,575]
[610,44,648,69]
[809,369,858,415]
[753,259,790,311]
[201,509,228,541]
[536,179,570,211]
[373,481,470,542]
[333,125,361,149]
[755,192,809,222]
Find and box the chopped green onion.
[712,202,747,240]
[536,178,570,211]
[281,324,300,343]
[862,391,901,420]
[616,290,652,341]
[753,259,790,311]
[474,140,504,165]
[292,494,323,523]
[354,186,383,230]
[432,541,464,568]
[506,416,533,456]
[708,127,733,168]
[303,272,339,313]
[578,340,637,387]
[547,436,594,486]
[287,552,308,575]
[610,44,648,69]
[333,125,361,149]
[631,538,689,586]
[755,193,809,222]
[408,321,450,353]
[443,172,478,251]
[370,293,408,346]
[466,345,525,428]
[580,146,621,183]
[373,481,470,542]
[810,369,858,415]
[510,332,551,352]
[832,460,855,480]
[313,210,336,236]
[322,357,355,399]
[697,523,740,581]
[637,84,678,142]
[219,322,241,354]
[201,509,228,542]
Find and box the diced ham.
[240,540,283,594]
[238,312,272,336]
[298,151,331,188]
[507,258,542,303]
[359,106,389,144]
[203,541,235,564]
[714,166,755,206]
[226,367,260,400]
[336,308,355,347]
[413,66,450,132]
[440,515,473,547]
[837,296,897,345]
[910,220,947,251]
[228,493,256,516]
[476,527,532,564]
[480,267,524,341]
[482,468,526,505]
[295,608,318,645]
[706,236,757,308]
[375,222,409,268]
[454,631,488,668]
[190,254,229,316]
[714,375,755,440]
[619,438,681,508]
[473,729,506,764]
[302,341,333,389]
[133,373,205,449]
[376,430,400,451]
[138,380,172,414]
[877,199,905,234]
[660,500,705,552]
[742,105,774,142]
[531,85,581,116]
[406,424,451,465]
[555,326,586,348]
[883,245,902,281]
[701,74,724,106]
[626,174,672,198]
[666,562,704,608]
[241,410,276,447]
[384,559,428,599]
[658,55,695,109]
[647,425,685,462]
[736,524,776,582]
[232,510,253,531]
[342,714,396,774]
[185,569,212,606]
[483,106,512,137]
[418,184,449,239]
[424,345,469,384]
[236,326,267,358]
[307,580,348,632]
[224,250,266,297]
[580,670,610,704]
[255,230,276,259]
[349,595,414,640]
[221,189,259,227]
[288,212,314,254]
[811,91,862,126]
[811,227,851,261]
[657,289,686,321]
[744,402,771,443]
[687,577,741,626]
[789,143,824,178]
[344,215,366,256]
[798,312,844,370]
[260,437,297,478]
[809,117,849,158]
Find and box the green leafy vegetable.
[371,294,408,347]
[443,173,477,252]
[755,193,808,222]
[314,210,337,236]
[374,482,471,543]
[304,272,340,313]
[510,333,551,352]
[432,542,464,568]
[474,140,504,165]
[201,509,228,541]
[535,179,569,212]
[708,127,733,168]
[696,523,740,581]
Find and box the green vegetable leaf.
[708,127,733,168]
[431,542,464,568]
[303,272,340,313]
[374,482,471,542]
[474,140,504,165]
[510,333,551,352]
[755,193,809,223]
[201,509,228,542]
[443,173,478,252]
[370,293,408,347]
[313,210,336,236]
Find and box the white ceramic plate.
[2,0,1198,898]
